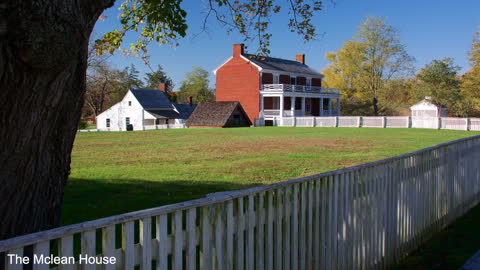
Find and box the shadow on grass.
[390,202,480,270]
[61,178,260,226]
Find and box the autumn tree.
[0,0,324,240]
[461,28,480,116]
[178,67,215,103]
[322,16,414,115]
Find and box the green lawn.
[64,127,479,225]
[390,203,480,269]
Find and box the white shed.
[96,89,196,131]
[410,97,447,118]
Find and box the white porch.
[260,94,341,119]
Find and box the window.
[272,97,280,109]
[273,74,279,84]
[125,117,130,126]
[306,78,312,89]
[106,119,110,128]
[305,98,311,113]
[128,101,132,106]
[290,76,296,85]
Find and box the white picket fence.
[2,135,480,269]
[261,116,480,131]
[78,124,186,132]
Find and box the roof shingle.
[186,101,250,127]
[131,89,174,109]
[243,54,323,77]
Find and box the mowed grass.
[390,203,480,269]
[63,127,479,225]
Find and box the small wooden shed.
[186,101,252,128]
[410,97,447,118]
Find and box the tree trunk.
[373,96,379,116]
[0,0,113,240]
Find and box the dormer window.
[290,76,296,85]
[128,101,132,106]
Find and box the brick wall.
[216,56,260,122]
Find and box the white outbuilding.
[410,96,447,118]
[96,89,196,131]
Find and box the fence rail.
[2,136,480,269]
[259,116,480,131]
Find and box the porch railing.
[261,84,340,94]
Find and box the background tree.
[144,64,176,102]
[461,28,480,116]
[1,0,324,240]
[322,16,414,115]
[118,64,144,90]
[177,67,215,103]
[416,58,464,116]
[84,63,126,118]
[144,65,174,90]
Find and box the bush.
[78,121,88,129]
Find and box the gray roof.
[186,101,251,127]
[243,54,323,77]
[131,89,174,109]
[146,110,181,119]
[173,104,198,119]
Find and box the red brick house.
[214,44,341,124]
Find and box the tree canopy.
[416,58,464,115]
[461,28,480,116]
[177,67,215,103]
[94,0,323,59]
[322,16,414,115]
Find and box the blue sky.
[93,0,480,90]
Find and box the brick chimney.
[233,43,244,57]
[158,83,166,92]
[186,96,193,106]
[295,54,305,64]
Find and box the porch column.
[279,95,284,117]
[336,98,341,116]
[291,96,296,116]
[260,94,264,117]
[320,97,324,116]
[328,98,333,116]
[301,97,306,116]
[142,109,145,130]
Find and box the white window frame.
[128,101,132,106]
[106,118,110,128]
[272,97,280,109]
[273,74,280,84]
[306,77,312,89]
[305,98,311,113]
[290,76,297,85]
